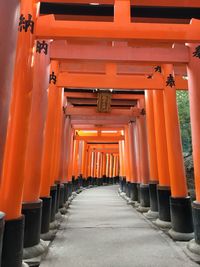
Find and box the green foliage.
[176,91,192,153]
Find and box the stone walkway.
[40,185,198,267]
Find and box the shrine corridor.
[40,186,197,267]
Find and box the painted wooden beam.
[74,136,124,141]
[65,92,144,100]
[71,119,132,125]
[65,106,141,116]
[36,15,200,42]
[51,41,189,64]
[58,72,188,90]
[60,62,187,76]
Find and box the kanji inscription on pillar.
[18,14,34,34]
[36,41,48,55]
[193,45,200,59]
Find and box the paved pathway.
[41,185,198,267]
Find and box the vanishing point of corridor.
[41,186,198,267]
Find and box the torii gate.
[1,1,200,266]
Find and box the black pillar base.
[97,178,101,186]
[192,201,200,244]
[22,200,42,248]
[63,183,68,203]
[122,177,127,193]
[157,186,171,222]
[139,184,150,207]
[68,182,72,198]
[137,183,141,203]
[40,197,52,234]
[108,177,113,184]
[87,177,92,186]
[102,175,106,185]
[149,182,159,212]
[0,212,5,266]
[2,216,24,267]
[82,179,88,188]
[94,177,98,186]
[59,184,65,209]
[130,182,138,202]
[126,182,131,198]
[55,181,61,212]
[169,196,193,238]
[50,185,57,222]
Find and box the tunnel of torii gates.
[1,0,200,266]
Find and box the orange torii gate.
[0,0,200,266]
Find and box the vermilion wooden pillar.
[136,102,150,210]
[40,61,59,197]
[128,122,139,201]
[124,127,132,197]
[163,64,193,240]
[119,140,125,191]
[187,44,200,251]
[99,152,103,184]
[128,122,139,202]
[0,1,39,266]
[145,90,159,217]
[0,1,20,263]
[0,0,19,182]
[67,129,75,183]
[153,90,171,225]
[40,60,60,226]
[63,116,71,182]
[50,87,64,186]
[109,154,114,184]
[106,154,110,181]
[22,39,50,254]
[87,148,92,184]
[128,123,138,183]
[72,139,80,190]
[60,115,72,201]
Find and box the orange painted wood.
[72,140,79,177]
[0,0,38,219]
[163,64,188,197]
[62,116,71,181]
[36,15,200,42]
[51,41,189,64]
[153,90,170,187]
[23,40,50,202]
[124,127,131,182]
[0,0,20,182]
[128,123,138,182]
[145,90,159,182]
[40,61,60,197]
[187,44,200,201]
[136,100,150,184]
[67,129,75,181]
[58,72,187,90]
[50,87,64,184]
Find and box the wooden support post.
[50,87,64,185]
[187,43,200,250]
[128,122,139,202]
[0,1,39,266]
[153,89,171,224]
[40,61,60,198]
[163,64,193,240]
[136,99,150,209]
[145,90,159,216]
[0,0,19,183]
[22,39,50,253]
